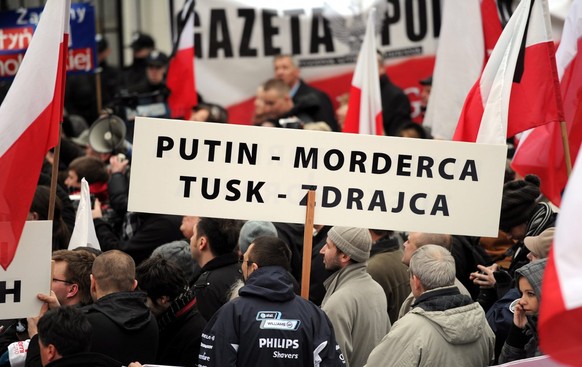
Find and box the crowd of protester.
[0,31,557,367]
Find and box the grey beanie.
[238,220,278,254]
[151,240,198,282]
[327,226,372,263]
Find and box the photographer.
[258,79,333,131]
[115,50,171,142]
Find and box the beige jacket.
[366,291,494,367]
[322,262,390,367]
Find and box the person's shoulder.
[297,80,328,97]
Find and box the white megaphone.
[88,114,127,154]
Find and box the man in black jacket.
[190,217,242,321]
[35,307,120,367]
[136,256,206,367]
[83,250,159,365]
[93,157,184,265]
[27,250,158,366]
[273,55,339,131]
[377,52,412,136]
[199,236,345,366]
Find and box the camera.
[278,117,304,129]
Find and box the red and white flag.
[0,0,70,270]
[453,0,564,144]
[425,0,502,140]
[539,146,582,364]
[167,0,198,119]
[512,0,582,207]
[342,10,382,135]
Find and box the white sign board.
[128,117,506,237]
[495,355,568,366]
[0,221,51,319]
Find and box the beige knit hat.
[524,227,554,259]
[327,226,372,263]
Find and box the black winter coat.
[191,253,242,321]
[84,291,159,365]
[198,266,345,366]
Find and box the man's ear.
[199,236,208,251]
[67,283,79,299]
[43,343,59,363]
[412,275,423,293]
[339,252,351,265]
[131,279,138,291]
[251,262,259,272]
[90,274,97,294]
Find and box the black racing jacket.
[198,266,345,366]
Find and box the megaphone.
[88,115,126,153]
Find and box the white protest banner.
[0,221,51,319]
[129,117,506,237]
[192,0,441,123]
[494,355,568,366]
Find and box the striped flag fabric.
[342,10,383,135]
[167,0,198,119]
[512,0,582,207]
[453,0,564,145]
[539,145,582,364]
[424,0,501,140]
[0,0,70,270]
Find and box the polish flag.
[539,146,582,364]
[0,0,70,270]
[167,0,197,119]
[453,0,564,144]
[512,0,582,207]
[68,178,101,251]
[342,10,383,135]
[424,0,502,140]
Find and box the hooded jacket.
[367,235,410,324]
[499,259,547,363]
[84,291,159,365]
[198,266,344,367]
[366,286,495,367]
[322,262,390,367]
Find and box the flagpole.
[560,121,573,176]
[48,125,62,221]
[95,71,103,116]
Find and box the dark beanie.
[499,175,541,232]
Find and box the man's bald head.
[402,232,452,266]
[91,250,137,296]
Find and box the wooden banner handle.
[300,190,316,300]
[560,121,573,177]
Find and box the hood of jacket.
[239,266,295,302]
[370,235,400,257]
[85,291,153,332]
[411,287,488,345]
[515,258,547,303]
[323,262,368,295]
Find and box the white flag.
[68,178,101,250]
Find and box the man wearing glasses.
[0,250,96,364]
[50,250,96,307]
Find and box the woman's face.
[518,277,539,315]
